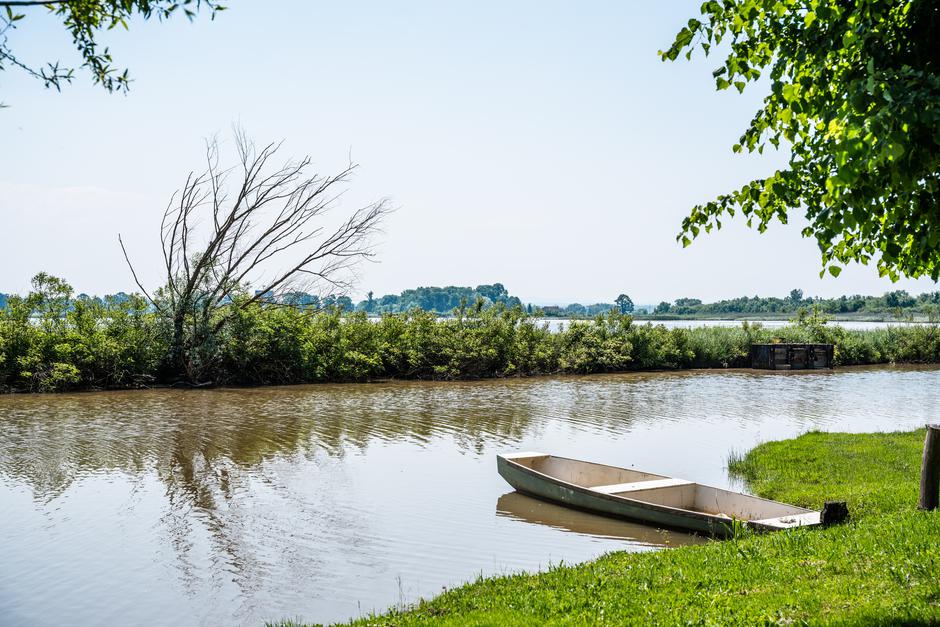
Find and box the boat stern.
[749,511,821,531]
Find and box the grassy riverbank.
[300,429,940,626]
[5,278,940,392]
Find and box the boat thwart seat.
[589,478,692,495]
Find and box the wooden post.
[919,424,940,510]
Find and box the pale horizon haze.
[2,1,937,305]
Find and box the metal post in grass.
[920,424,940,510]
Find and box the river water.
[1,365,938,625]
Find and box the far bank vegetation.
[3,278,940,393]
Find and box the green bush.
[0,276,166,391]
[6,273,940,392]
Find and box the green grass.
[283,429,940,626]
[728,430,926,518]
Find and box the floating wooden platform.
[750,343,834,370]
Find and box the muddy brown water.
[1,365,938,625]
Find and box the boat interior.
[503,452,815,524]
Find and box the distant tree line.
[6,284,940,320]
[650,289,940,317]
[355,285,628,317]
[355,283,522,314]
[537,303,618,317]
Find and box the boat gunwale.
[497,453,816,524]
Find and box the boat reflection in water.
[495,491,709,548]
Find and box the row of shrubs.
[4,278,940,392]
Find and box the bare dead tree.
[120,129,391,383]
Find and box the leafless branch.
[120,127,392,381]
[118,234,168,316]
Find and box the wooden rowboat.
[497,452,821,537]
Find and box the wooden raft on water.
[750,343,834,370]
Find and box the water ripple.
[1,364,939,625]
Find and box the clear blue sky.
[1,1,936,304]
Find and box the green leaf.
[663,0,940,280]
[886,143,905,161]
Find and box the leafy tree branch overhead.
[663,0,940,281]
[0,0,224,95]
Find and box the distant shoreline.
[633,314,929,323]
[363,313,931,323]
